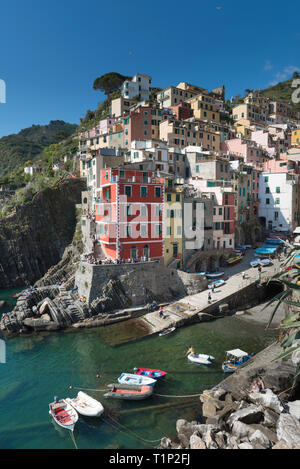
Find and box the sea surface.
[0,288,277,449]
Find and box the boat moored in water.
[187,353,215,365]
[65,391,104,418]
[104,383,153,400]
[117,373,157,387]
[226,255,242,265]
[49,398,78,431]
[159,327,176,337]
[133,368,167,379]
[222,349,251,373]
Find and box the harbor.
[0,286,277,449]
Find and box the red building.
[170,102,193,120]
[95,167,164,261]
[123,106,152,147]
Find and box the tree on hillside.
[293,71,300,79]
[93,72,132,96]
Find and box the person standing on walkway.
[242,272,246,280]
[208,292,212,304]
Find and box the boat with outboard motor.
[117,373,157,387]
[49,398,78,431]
[222,349,251,373]
[133,368,167,379]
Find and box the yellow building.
[164,178,184,269]
[292,129,300,147]
[186,92,220,123]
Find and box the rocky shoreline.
[159,341,300,450]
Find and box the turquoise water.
[0,288,277,449]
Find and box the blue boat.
[208,279,225,289]
[222,349,252,373]
[265,238,283,245]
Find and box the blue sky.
[0,0,299,137]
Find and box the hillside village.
[71,73,300,272]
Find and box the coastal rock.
[159,437,172,449]
[231,421,255,440]
[272,440,293,449]
[189,433,206,449]
[286,401,300,420]
[0,300,8,309]
[249,429,272,448]
[202,398,224,418]
[212,387,227,401]
[218,304,229,314]
[248,389,285,414]
[203,429,218,449]
[263,408,280,428]
[227,405,264,428]
[238,442,254,449]
[277,413,300,447]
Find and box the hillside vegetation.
[0,120,77,180]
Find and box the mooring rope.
[70,386,212,397]
[153,392,204,398]
[103,415,161,445]
[70,430,78,450]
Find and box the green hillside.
[259,73,300,111]
[0,120,78,179]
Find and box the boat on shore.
[208,279,225,289]
[205,271,224,278]
[226,255,242,265]
[259,258,271,266]
[104,383,153,400]
[159,326,176,337]
[133,368,167,379]
[222,349,251,373]
[250,258,261,267]
[65,391,104,418]
[187,353,215,365]
[49,398,78,431]
[118,373,157,387]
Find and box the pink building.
[123,106,152,148]
[221,138,270,168]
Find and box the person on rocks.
[258,376,265,391]
[249,379,260,393]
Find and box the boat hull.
[188,353,214,365]
[159,327,176,337]
[104,383,153,400]
[118,373,157,387]
[66,392,104,417]
[206,272,224,278]
[133,368,167,379]
[49,399,78,431]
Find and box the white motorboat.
[117,372,157,387]
[49,398,79,431]
[65,391,104,418]
[222,349,251,373]
[187,353,215,365]
[208,279,225,289]
[159,327,176,337]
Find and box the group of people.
[249,376,265,393]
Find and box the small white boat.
[208,279,225,289]
[65,391,104,417]
[259,258,271,266]
[206,271,224,279]
[117,373,157,387]
[159,327,176,337]
[187,353,215,365]
[250,258,261,267]
[49,398,78,431]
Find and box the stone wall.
[75,262,208,307]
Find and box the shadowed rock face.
[0,178,86,288]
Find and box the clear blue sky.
[0,0,299,137]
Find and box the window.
[177,226,182,235]
[264,176,269,182]
[126,205,132,216]
[275,198,280,205]
[265,187,270,193]
[141,186,147,198]
[219,208,222,215]
[266,198,270,205]
[166,226,171,236]
[155,224,162,236]
[120,170,125,178]
[141,205,147,217]
[126,226,132,237]
[155,187,161,198]
[176,194,180,202]
[196,165,199,173]
[167,194,172,202]
[276,187,280,193]
[125,186,132,197]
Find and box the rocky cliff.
[0,177,86,288]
